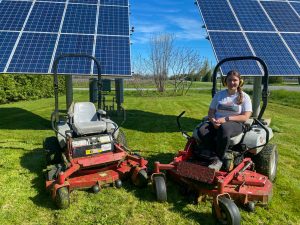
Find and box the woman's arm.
[216,111,252,124]
[208,108,216,121]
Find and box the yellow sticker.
[86,148,102,155]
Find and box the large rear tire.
[44,136,62,165]
[153,176,167,202]
[253,144,278,182]
[116,129,127,148]
[212,197,241,225]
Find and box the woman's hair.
[225,70,243,105]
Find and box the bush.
[269,76,283,84]
[0,74,65,104]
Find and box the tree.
[131,53,153,95]
[200,59,213,82]
[169,47,203,94]
[148,34,174,92]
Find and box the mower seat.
[71,102,107,136]
[193,118,254,146]
[229,133,244,145]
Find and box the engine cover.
[71,134,114,158]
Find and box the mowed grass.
[0,90,300,225]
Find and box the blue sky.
[129,0,216,64]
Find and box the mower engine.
[71,134,114,158]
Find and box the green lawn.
[0,90,299,225]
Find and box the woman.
[199,70,252,171]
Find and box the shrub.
[0,74,65,104]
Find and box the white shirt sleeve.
[242,92,252,112]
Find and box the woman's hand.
[215,117,226,125]
[210,117,221,129]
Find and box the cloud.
[136,24,166,34]
[167,16,206,40]
[130,22,167,44]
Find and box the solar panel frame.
[0,0,132,77]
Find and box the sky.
[129,0,216,66]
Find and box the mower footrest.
[176,161,215,184]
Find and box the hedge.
[0,74,65,104]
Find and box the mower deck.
[46,143,148,201]
[154,156,272,206]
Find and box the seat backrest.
[73,102,98,123]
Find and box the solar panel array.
[196,0,300,76]
[0,0,131,76]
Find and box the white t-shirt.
[209,90,252,119]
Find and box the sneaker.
[208,158,223,171]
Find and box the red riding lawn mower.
[151,56,278,225]
[44,54,148,209]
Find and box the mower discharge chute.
[151,56,278,225]
[44,54,148,209]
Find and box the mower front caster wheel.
[212,197,241,225]
[55,187,70,209]
[246,201,255,212]
[153,176,167,202]
[92,185,101,193]
[115,179,122,188]
[132,169,148,188]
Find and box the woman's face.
[226,75,240,91]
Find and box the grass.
[0,90,300,225]
[73,79,214,89]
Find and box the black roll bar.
[52,53,103,113]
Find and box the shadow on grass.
[110,109,200,133]
[20,147,56,209]
[123,152,215,225]
[0,107,50,130]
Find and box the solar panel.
[282,33,300,63]
[196,0,300,76]
[0,0,131,76]
[95,36,131,75]
[62,4,97,34]
[209,32,261,75]
[7,33,57,73]
[247,33,300,75]
[261,1,300,32]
